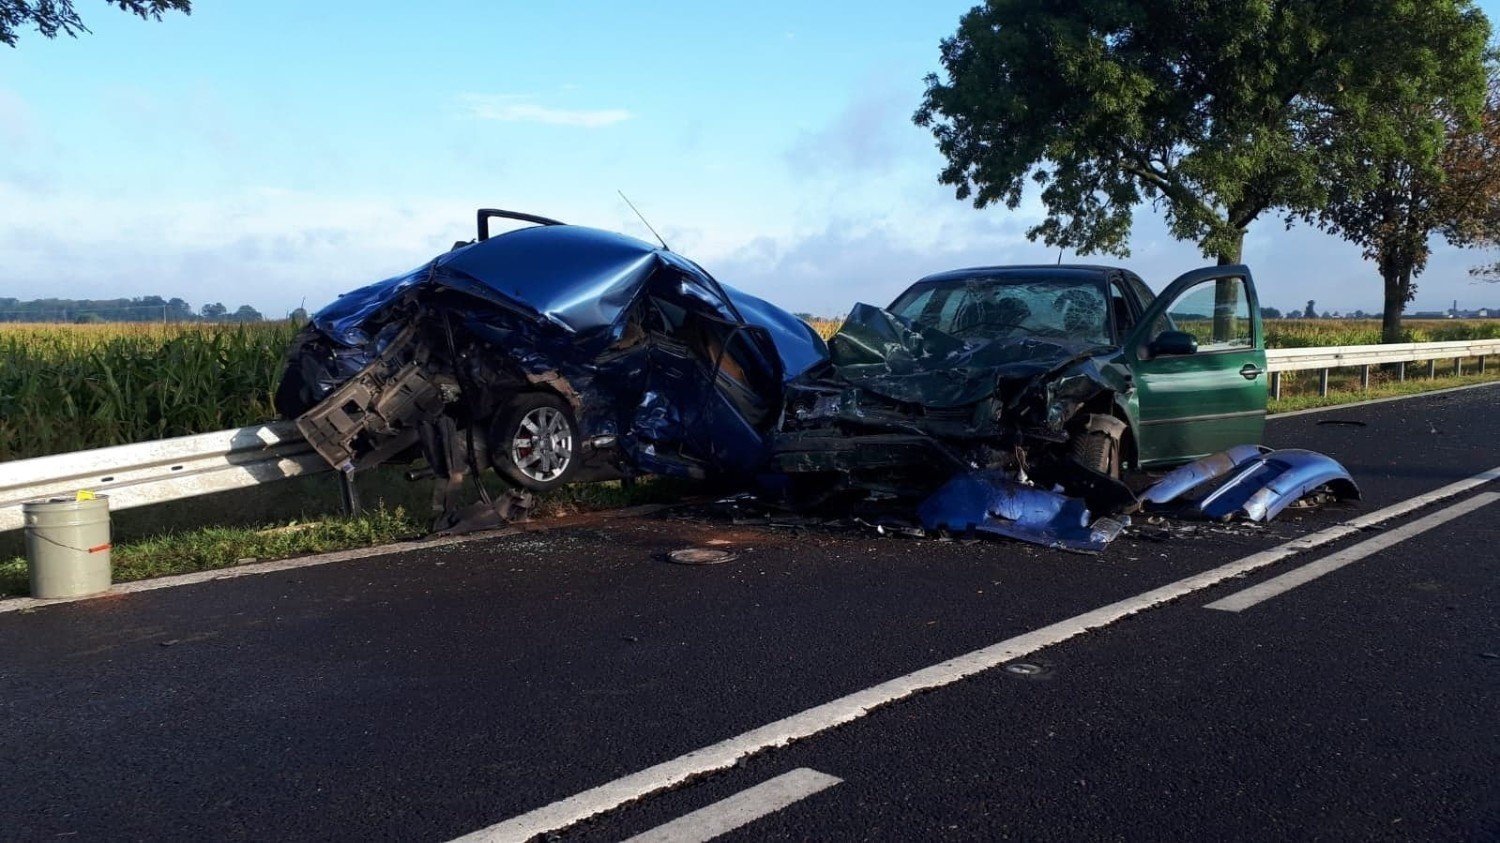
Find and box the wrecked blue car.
[276,210,825,529]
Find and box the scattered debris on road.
[665,548,737,566]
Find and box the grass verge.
[0,476,699,599]
[1268,369,1500,414]
[0,507,425,598]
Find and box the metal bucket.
[23,496,112,599]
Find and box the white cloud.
[785,87,909,176]
[458,94,632,128]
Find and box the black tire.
[1071,415,1123,479]
[491,393,580,491]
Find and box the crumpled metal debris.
[916,469,1127,553]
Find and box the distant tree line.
[0,296,281,323]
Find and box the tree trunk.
[1380,266,1410,344]
[1213,229,1246,341]
[1215,229,1244,265]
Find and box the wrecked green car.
[773,264,1269,512]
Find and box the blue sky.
[1,0,1497,318]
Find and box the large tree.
[1,1,189,47]
[1310,68,1499,341]
[915,0,1491,269]
[1462,78,1500,287]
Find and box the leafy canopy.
[1,1,190,47]
[915,0,1492,263]
[1299,28,1492,316]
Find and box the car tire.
[491,393,580,492]
[1072,414,1123,479]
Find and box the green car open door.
[1126,265,1267,467]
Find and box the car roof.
[913,264,1124,285]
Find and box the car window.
[891,277,1111,344]
[1109,281,1136,340]
[1150,277,1253,351]
[1125,274,1155,308]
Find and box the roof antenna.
[618,190,670,251]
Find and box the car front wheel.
[1071,413,1125,479]
[492,393,580,491]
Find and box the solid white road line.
[1267,379,1500,419]
[1204,491,1499,612]
[450,465,1500,843]
[620,769,842,843]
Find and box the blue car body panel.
[1194,448,1360,522]
[1140,444,1270,506]
[917,469,1126,553]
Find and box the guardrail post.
[1318,368,1330,396]
[338,471,361,517]
[1269,371,1281,400]
[1481,356,1488,375]
[1397,361,1406,381]
[1428,359,1437,379]
[1359,365,1370,390]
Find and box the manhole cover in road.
[666,548,737,566]
[1004,662,1044,676]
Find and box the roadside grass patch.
[0,475,695,599]
[0,507,424,598]
[1269,369,1500,413]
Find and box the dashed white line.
[449,465,1500,843]
[620,768,842,843]
[1204,491,1498,612]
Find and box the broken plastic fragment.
[916,469,1121,553]
[1195,448,1360,522]
[1141,444,1269,506]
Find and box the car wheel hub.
[511,406,573,482]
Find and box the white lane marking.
[1205,491,1499,612]
[1268,380,1500,419]
[451,465,1500,843]
[620,769,842,843]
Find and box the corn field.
[807,316,1500,345]
[1,318,1497,462]
[1263,319,1500,347]
[0,323,296,461]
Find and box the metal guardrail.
[0,422,329,533]
[1,339,1496,532]
[1265,338,1500,396]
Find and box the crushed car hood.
[312,224,828,382]
[824,303,1118,409]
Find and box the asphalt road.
[1,385,1496,842]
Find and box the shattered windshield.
[890,277,1111,344]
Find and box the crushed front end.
[771,304,1137,521]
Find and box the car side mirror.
[1149,330,1198,357]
